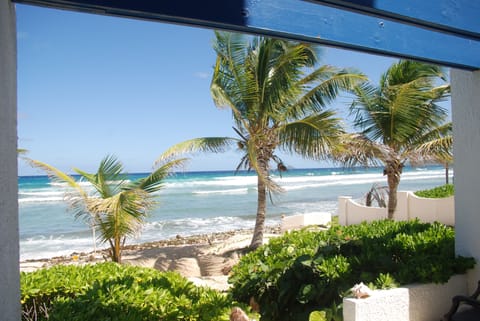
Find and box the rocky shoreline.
[20,226,282,291]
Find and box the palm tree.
[29,155,186,263]
[157,32,366,249]
[335,60,450,219]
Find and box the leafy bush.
[414,184,454,198]
[21,262,231,321]
[228,220,475,321]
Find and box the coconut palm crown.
[335,60,450,219]
[157,32,366,249]
[29,155,187,263]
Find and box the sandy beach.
[20,226,282,291]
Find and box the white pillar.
[338,196,352,226]
[0,1,20,320]
[451,69,480,291]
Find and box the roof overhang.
[13,0,480,70]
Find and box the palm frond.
[257,40,317,118]
[156,137,237,165]
[383,60,446,87]
[410,122,452,147]
[263,176,284,195]
[412,123,452,164]
[89,189,151,243]
[235,154,251,172]
[419,136,453,161]
[291,67,367,117]
[74,155,126,198]
[27,158,92,222]
[129,158,188,193]
[27,159,87,198]
[279,110,344,159]
[17,148,29,155]
[212,32,253,116]
[330,133,387,167]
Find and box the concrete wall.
[343,274,468,321]
[0,1,20,320]
[338,196,387,225]
[338,192,455,226]
[280,212,331,232]
[451,69,480,290]
[408,193,455,226]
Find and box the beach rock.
[171,257,202,277]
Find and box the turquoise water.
[18,166,450,260]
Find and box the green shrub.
[414,184,454,198]
[21,262,231,321]
[228,220,475,321]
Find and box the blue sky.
[16,4,412,176]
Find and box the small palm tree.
[29,155,186,263]
[334,60,450,219]
[158,32,366,249]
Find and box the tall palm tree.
[335,60,450,219]
[29,155,186,263]
[157,32,366,249]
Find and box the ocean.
[18,166,450,261]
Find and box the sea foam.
[18,166,450,261]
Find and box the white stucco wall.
[337,192,454,226]
[338,196,387,225]
[343,274,468,321]
[394,191,410,221]
[451,69,480,290]
[281,212,331,232]
[0,1,20,320]
[408,193,455,226]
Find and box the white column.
[338,196,352,226]
[451,69,480,291]
[0,1,20,320]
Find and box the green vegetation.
[228,220,474,321]
[21,220,473,321]
[415,184,454,198]
[29,155,187,263]
[334,60,451,219]
[157,32,366,249]
[21,263,231,321]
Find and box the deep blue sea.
[18,166,450,260]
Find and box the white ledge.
[343,274,468,321]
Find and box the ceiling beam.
[14,0,480,70]
[310,0,479,39]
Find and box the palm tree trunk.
[385,160,403,219]
[445,163,449,184]
[113,235,121,263]
[250,175,267,250]
[387,175,398,219]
